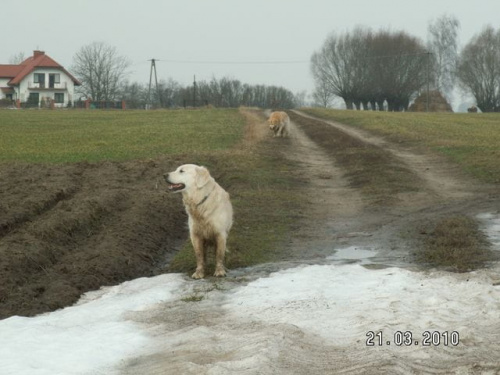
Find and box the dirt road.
[116,111,500,374]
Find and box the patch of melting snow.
[0,274,189,375]
[477,212,500,249]
[224,264,500,346]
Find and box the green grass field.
[0,109,244,163]
[302,108,500,183]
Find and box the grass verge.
[416,215,494,272]
[301,108,500,184]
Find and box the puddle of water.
[327,246,376,265]
[477,212,500,250]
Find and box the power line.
[154,59,308,65]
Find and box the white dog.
[165,164,233,279]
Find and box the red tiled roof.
[0,65,23,78]
[2,51,81,86]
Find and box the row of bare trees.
[121,76,297,109]
[311,16,500,112]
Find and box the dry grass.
[416,215,494,272]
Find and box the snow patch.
[224,264,500,345]
[0,274,186,375]
[477,212,500,249]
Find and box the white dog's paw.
[191,270,205,279]
[214,267,226,277]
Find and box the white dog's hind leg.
[214,234,227,277]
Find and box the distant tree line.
[311,15,500,112]
[67,16,500,112]
[120,76,297,109]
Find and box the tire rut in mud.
[288,111,424,206]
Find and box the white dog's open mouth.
[166,182,185,192]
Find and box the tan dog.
[268,111,290,137]
[165,164,233,279]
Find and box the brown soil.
[0,158,187,319]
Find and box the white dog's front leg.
[191,235,205,279]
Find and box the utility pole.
[426,52,431,112]
[192,75,197,107]
[147,59,162,109]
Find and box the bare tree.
[312,77,334,107]
[457,26,500,112]
[8,52,26,64]
[310,29,370,109]
[72,42,131,101]
[372,30,428,111]
[427,14,460,97]
[121,81,146,109]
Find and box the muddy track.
[286,111,499,265]
[292,110,485,202]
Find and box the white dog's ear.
[195,166,212,188]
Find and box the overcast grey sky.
[3,0,500,96]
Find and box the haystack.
[409,90,453,112]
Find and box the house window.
[34,73,45,87]
[54,93,64,103]
[49,73,60,88]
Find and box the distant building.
[0,51,80,107]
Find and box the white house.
[0,51,80,108]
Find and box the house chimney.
[33,50,45,58]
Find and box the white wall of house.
[0,78,10,99]
[22,68,76,107]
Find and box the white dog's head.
[164,164,212,193]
